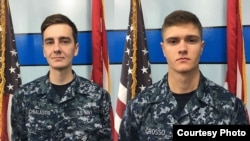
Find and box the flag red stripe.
[226,0,249,122]
[91,0,103,87]
[115,98,126,119]
[114,97,126,141]
[91,0,114,140]
[226,0,237,94]
[101,21,109,75]
[226,0,247,104]
[1,94,10,141]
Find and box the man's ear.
[43,50,46,58]
[200,40,205,56]
[160,42,166,57]
[74,43,79,56]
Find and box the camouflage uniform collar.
[195,72,218,108]
[39,70,77,95]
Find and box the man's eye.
[187,38,198,43]
[186,36,200,44]
[60,39,70,44]
[45,41,53,45]
[167,39,179,45]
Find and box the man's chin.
[50,65,68,70]
[177,68,193,74]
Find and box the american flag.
[0,0,22,140]
[114,0,152,140]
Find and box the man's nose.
[53,42,61,52]
[178,40,188,55]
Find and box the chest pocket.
[26,107,56,133]
[66,107,103,132]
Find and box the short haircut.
[161,10,203,38]
[41,14,78,43]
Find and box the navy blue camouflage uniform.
[119,73,249,141]
[11,71,112,141]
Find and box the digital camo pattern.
[11,72,112,141]
[119,72,249,141]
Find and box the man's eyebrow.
[185,35,201,40]
[165,37,178,41]
[166,37,178,39]
[59,36,71,40]
[188,34,199,37]
[44,37,53,42]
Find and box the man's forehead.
[163,25,200,37]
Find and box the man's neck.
[49,68,74,85]
[168,69,200,94]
